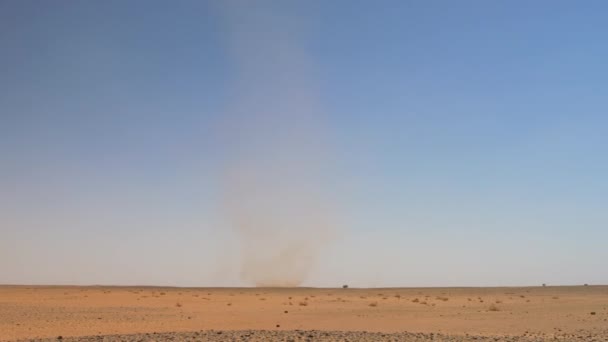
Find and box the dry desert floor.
[1,285,607,341]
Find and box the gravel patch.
[17,329,608,342]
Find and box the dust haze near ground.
[218,3,336,287]
[2,285,608,341]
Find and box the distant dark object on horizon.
[342,285,348,289]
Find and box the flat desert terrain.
[1,285,607,341]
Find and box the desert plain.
[1,285,607,341]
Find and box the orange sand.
[1,285,607,341]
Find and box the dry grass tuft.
[488,304,500,312]
[369,302,378,307]
[298,301,308,306]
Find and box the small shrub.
[176,302,182,308]
[488,304,500,312]
[298,301,308,306]
[369,302,378,307]
[412,298,419,303]
[342,284,348,289]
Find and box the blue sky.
[1,1,607,287]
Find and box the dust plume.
[218,3,336,287]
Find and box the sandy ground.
[1,285,607,341]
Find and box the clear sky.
[1,1,607,287]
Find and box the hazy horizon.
[2,1,607,288]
